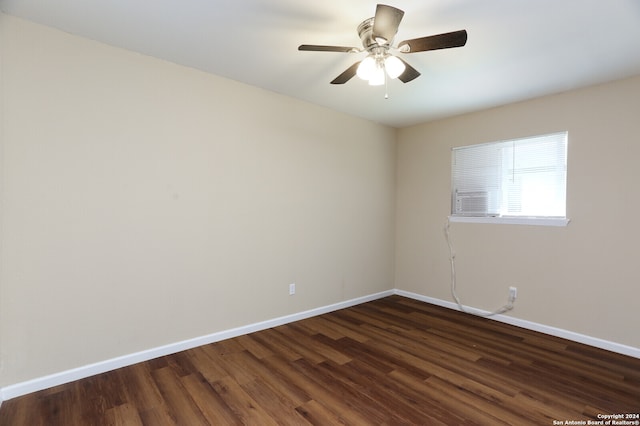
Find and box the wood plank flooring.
[1,296,638,425]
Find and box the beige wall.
[0,15,396,386]
[396,74,640,348]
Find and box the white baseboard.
[394,289,640,359]
[2,288,638,402]
[0,290,394,402]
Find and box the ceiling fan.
[298,4,467,86]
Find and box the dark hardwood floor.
[1,296,638,425]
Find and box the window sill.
[448,216,570,227]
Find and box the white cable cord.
[444,218,514,317]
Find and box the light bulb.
[384,55,406,79]
[357,56,376,80]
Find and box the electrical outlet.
[289,283,296,296]
[509,286,517,303]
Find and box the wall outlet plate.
[289,283,296,295]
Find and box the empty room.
[0,1,639,424]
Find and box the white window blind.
[451,132,567,219]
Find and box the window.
[450,132,568,226]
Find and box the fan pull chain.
[384,72,389,99]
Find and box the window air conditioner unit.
[454,191,489,216]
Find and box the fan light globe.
[368,66,385,86]
[385,55,406,79]
[357,56,376,80]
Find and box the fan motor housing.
[357,18,378,50]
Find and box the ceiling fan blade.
[372,4,404,44]
[396,58,421,83]
[398,30,468,53]
[298,44,359,53]
[330,62,361,84]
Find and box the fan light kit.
[299,4,468,93]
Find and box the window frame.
[447,215,570,227]
[449,132,569,227]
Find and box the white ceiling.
[2,0,640,128]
